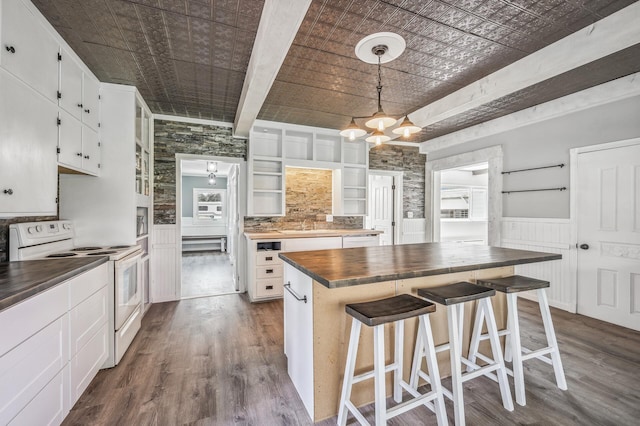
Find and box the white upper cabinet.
[82,73,100,131]
[58,47,83,121]
[58,108,83,170]
[0,70,58,217]
[0,0,59,102]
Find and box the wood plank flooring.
[63,295,640,425]
[181,252,238,298]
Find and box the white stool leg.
[506,293,526,406]
[420,314,449,426]
[447,304,466,426]
[338,319,361,426]
[393,320,404,403]
[538,289,568,390]
[504,300,513,363]
[483,298,514,412]
[466,299,485,372]
[373,324,387,425]
[409,319,424,389]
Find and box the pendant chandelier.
[340,33,421,145]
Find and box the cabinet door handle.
[265,256,273,261]
[5,46,15,53]
[84,109,90,113]
[3,189,13,195]
[77,103,83,108]
[76,152,82,157]
[84,155,90,159]
[266,268,273,274]
[266,285,273,290]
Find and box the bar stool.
[411,282,513,426]
[337,294,448,426]
[467,275,567,406]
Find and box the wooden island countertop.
[279,242,561,288]
[279,242,562,422]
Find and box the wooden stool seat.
[468,275,567,407]
[346,294,436,326]
[417,281,496,305]
[477,275,550,293]
[338,294,447,425]
[413,282,513,425]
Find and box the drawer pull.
[266,268,273,274]
[266,256,273,261]
[284,282,307,303]
[266,285,273,290]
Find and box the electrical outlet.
[326,214,333,222]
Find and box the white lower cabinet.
[0,263,109,425]
[283,264,314,415]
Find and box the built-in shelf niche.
[343,140,367,165]
[285,130,313,160]
[315,135,342,163]
[252,126,283,157]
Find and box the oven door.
[114,251,143,330]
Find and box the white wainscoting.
[501,217,576,313]
[151,225,179,303]
[401,219,428,244]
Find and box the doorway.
[178,157,242,299]
[438,163,488,244]
[573,139,640,330]
[368,170,403,245]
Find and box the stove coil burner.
[109,245,131,249]
[46,253,77,258]
[72,247,102,251]
[86,250,117,256]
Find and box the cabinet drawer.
[69,263,109,308]
[69,286,108,358]
[256,264,283,279]
[69,321,108,405]
[256,252,281,266]
[255,278,284,298]
[9,367,67,426]
[0,315,68,425]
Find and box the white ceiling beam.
[419,72,640,154]
[233,0,312,138]
[409,2,640,130]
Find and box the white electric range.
[9,220,143,367]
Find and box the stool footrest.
[387,384,441,419]
[461,361,502,383]
[522,346,554,364]
[344,400,370,426]
[352,362,399,384]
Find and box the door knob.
[579,243,589,250]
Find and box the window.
[193,188,226,222]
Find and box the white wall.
[427,95,640,218]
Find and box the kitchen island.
[279,242,561,422]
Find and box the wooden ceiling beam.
[409,2,640,135]
[233,0,312,138]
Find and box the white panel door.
[577,143,640,331]
[58,47,83,120]
[58,109,83,170]
[369,174,394,245]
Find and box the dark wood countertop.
[279,242,561,288]
[0,257,109,312]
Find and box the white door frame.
[368,170,403,244]
[426,145,503,245]
[175,153,248,297]
[569,137,640,313]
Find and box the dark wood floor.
[63,295,640,425]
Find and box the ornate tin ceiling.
[33,0,639,141]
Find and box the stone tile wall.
[369,145,426,218]
[244,167,364,231]
[154,120,247,224]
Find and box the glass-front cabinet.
[135,102,151,199]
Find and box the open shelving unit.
[248,121,369,217]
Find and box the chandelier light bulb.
[392,116,422,138]
[208,173,216,185]
[365,129,391,145]
[340,118,367,140]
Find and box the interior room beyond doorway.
[180,158,240,299]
